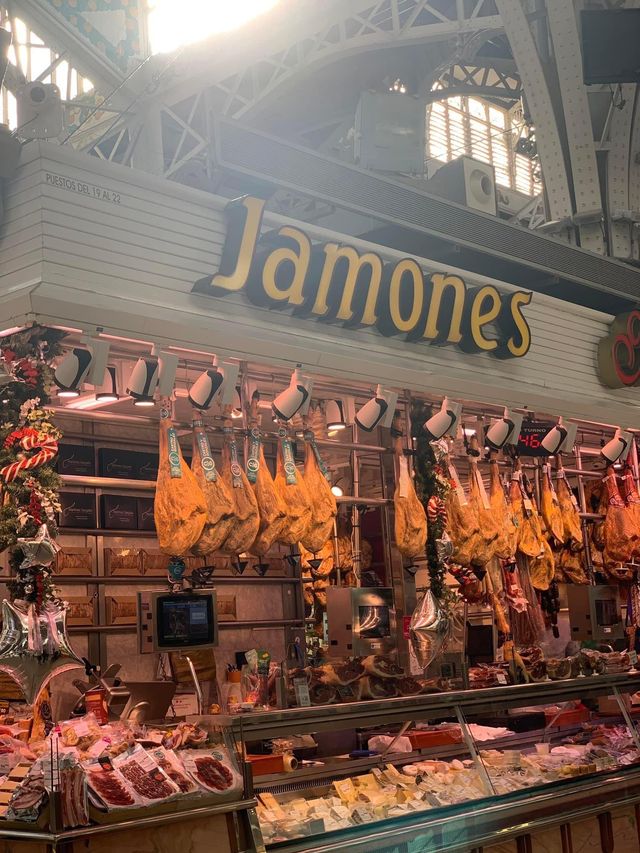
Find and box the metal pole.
[183,654,203,715]
[574,446,595,583]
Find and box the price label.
[293,678,311,707]
[517,420,554,457]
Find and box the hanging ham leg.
[540,464,564,547]
[602,468,639,564]
[274,427,312,545]
[246,394,287,556]
[300,428,338,553]
[219,411,260,554]
[555,461,583,552]
[190,418,235,556]
[154,406,207,556]
[393,422,427,559]
[489,458,517,560]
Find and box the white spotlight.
[424,397,461,441]
[272,366,314,422]
[54,337,110,398]
[127,356,159,406]
[601,429,633,464]
[95,366,119,403]
[189,366,224,411]
[188,357,240,411]
[325,400,347,431]
[331,483,344,498]
[355,385,398,432]
[231,387,243,419]
[485,408,524,450]
[539,418,577,455]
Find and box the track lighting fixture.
[54,337,110,398]
[485,408,524,450]
[355,385,398,432]
[188,357,241,411]
[540,418,577,455]
[423,397,461,441]
[601,428,633,464]
[95,366,119,403]
[325,400,347,432]
[272,366,313,422]
[126,348,179,407]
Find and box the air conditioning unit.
[16,82,63,139]
[426,156,497,216]
[354,91,425,174]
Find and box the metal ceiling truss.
[203,0,502,121]
[435,60,521,102]
[77,0,503,171]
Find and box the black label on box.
[56,444,95,476]
[136,452,159,481]
[59,493,96,529]
[137,497,155,531]
[101,495,138,530]
[99,449,163,481]
[99,448,138,480]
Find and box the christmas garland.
[410,401,451,600]
[0,326,65,604]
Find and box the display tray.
[263,765,640,853]
[213,672,640,739]
[0,798,259,842]
[88,791,249,825]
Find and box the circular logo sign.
[169,452,180,468]
[202,457,215,472]
[247,458,259,474]
[230,462,242,478]
[284,461,296,478]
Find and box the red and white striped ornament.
[0,433,58,484]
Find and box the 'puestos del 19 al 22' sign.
[193,195,533,360]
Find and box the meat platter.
[182,748,242,796]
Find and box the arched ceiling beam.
[225,2,503,121]
[495,0,573,227]
[148,0,502,122]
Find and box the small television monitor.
[582,10,640,84]
[137,590,218,654]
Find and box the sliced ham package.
[147,747,199,795]
[83,757,141,810]
[112,744,181,804]
[181,746,242,797]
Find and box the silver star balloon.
[16,525,59,569]
[0,600,83,704]
[409,590,456,670]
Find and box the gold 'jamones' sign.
[193,196,532,359]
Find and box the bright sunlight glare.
[148,0,280,54]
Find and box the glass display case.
[220,672,640,853]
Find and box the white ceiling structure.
[3,0,640,265]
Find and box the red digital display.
[517,421,554,456]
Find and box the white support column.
[630,95,640,262]
[129,103,165,176]
[496,0,574,235]
[547,0,604,254]
[607,85,636,259]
